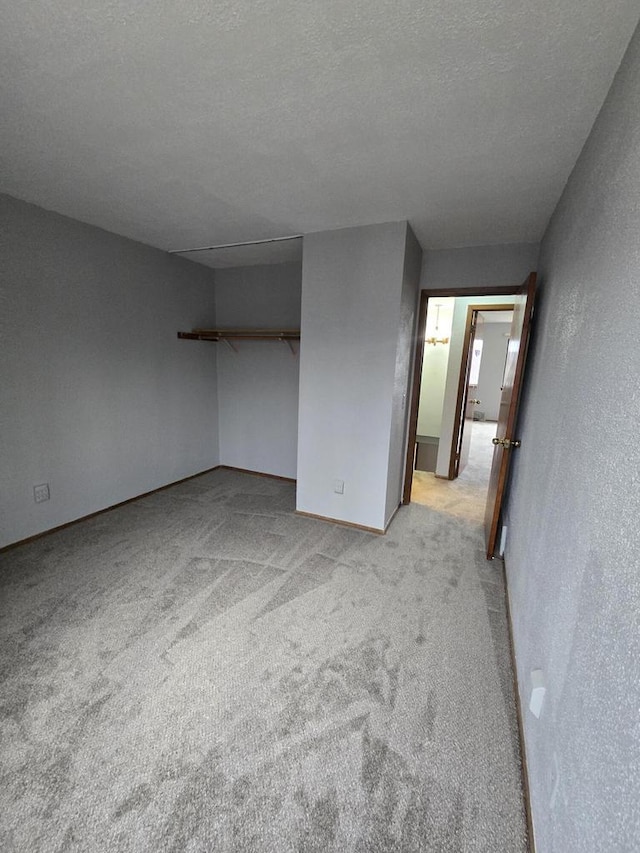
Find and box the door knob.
[469,398,481,405]
[492,437,521,449]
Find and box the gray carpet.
[0,469,527,852]
[457,422,498,490]
[412,422,499,524]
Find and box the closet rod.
[169,234,303,255]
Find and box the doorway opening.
[449,303,515,480]
[410,299,514,523]
[402,276,536,557]
[402,272,537,560]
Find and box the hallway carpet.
[411,422,498,523]
[0,469,527,852]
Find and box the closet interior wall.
[214,262,302,480]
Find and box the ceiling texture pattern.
[1,0,638,265]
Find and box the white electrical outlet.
[529,669,546,718]
[333,479,344,495]
[34,483,50,503]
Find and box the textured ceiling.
[1,1,638,264]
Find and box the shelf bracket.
[177,329,301,353]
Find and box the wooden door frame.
[448,303,515,480]
[402,286,520,505]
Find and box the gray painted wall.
[0,194,219,548]
[421,242,539,291]
[505,24,640,853]
[296,222,410,531]
[214,263,301,479]
[385,226,422,525]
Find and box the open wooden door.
[484,273,537,558]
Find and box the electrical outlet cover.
[34,483,50,503]
[529,669,546,718]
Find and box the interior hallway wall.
[416,298,455,439]
[215,262,302,479]
[0,194,219,548]
[475,321,511,421]
[416,343,451,439]
[505,22,640,853]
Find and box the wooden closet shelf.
[178,328,300,342]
